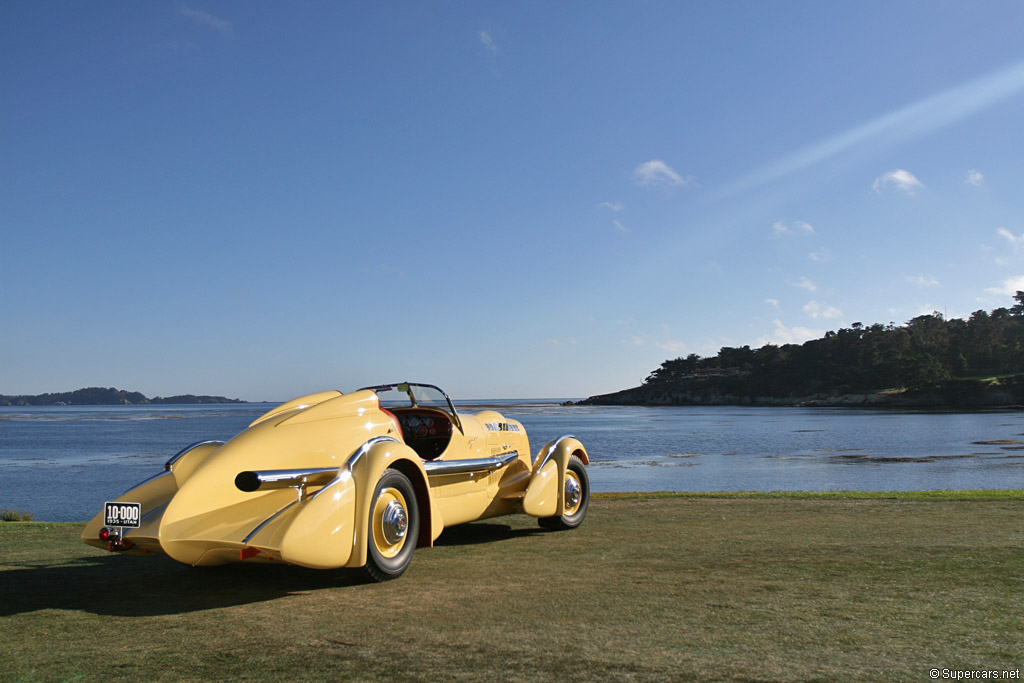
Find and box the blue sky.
[3,2,1024,401]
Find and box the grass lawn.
[2,491,1022,682]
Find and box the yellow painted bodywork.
[81,388,589,570]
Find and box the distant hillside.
[0,387,245,406]
[581,294,1024,408]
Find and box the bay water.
[2,401,1022,521]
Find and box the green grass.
[2,492,1023,682]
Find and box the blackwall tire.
[363,469,419,582]
[538,455,589,531]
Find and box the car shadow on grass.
[0,551,367,618]
[433,521,547,547]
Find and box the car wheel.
[363,469,419,582]
[538,455,589,531]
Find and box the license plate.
[104,502,142,528]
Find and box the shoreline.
[576,382,1024,410]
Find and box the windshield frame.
[361,382,462,433]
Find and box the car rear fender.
[166,440,225,488]
[81,470,179,551]
[344,437,434,569]
[523,435,589,518]
[81,440,225,550]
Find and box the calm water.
[2,401,1023,521]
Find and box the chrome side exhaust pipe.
[235,467,340,493]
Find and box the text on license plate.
[104,502,142,528]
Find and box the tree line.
[643,292,1024,399]
[0,387,244,406]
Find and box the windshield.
[363,383,459,416]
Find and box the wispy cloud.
[791,276,817,292]
[966,169,985,187]
[633,160,690,187]
[905,274,941,288]
[613,219,631,234]
[597,201,624,212]
[756,320,824,346]
[803,300,843,319]
[772,220,815,237]
[478,30,497,53]
[656,339,689,353]
[873,169,924,195]
[718,59,1024,200]
[997,227,1024,251]
[808,248,832,263]
[621,327,688,354]
[765,298,780,309]
[987,275,1024,296]
[179,5,232,36]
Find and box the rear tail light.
[100,527,135,552]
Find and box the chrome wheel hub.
[565,476,582,509]
[381,500,408,545]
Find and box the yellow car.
[83,383,590,581]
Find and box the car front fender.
[277,471,358,569]
[523,435,589,518]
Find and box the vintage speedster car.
[83,383,590,581]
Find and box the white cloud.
[546,337,577,345]
[622,327,688,353]
[479,31,497,53]
[986,275,1024,296]
[808,248,832,263]
[597,201,624,212]
[633,160,690,187]
[997,227,1024,251]
[765,298,780,309]
[791,276,818,292]
[656,340,688,353]
[179,6,233,35]
[613,219,631,234]
[756,320,824,346]
[905,274,941,288]
[966,169,985,187]
[873,169,924,195]
[803,300,843,319]
[717,60,1024,201]
[773,220,814,238]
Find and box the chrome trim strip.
[535,434,577,471]
[242,500,299,545]
[305,435,401,504]
[424,452,519,476]
[164,440,225,471]
[345,435,400,474]
[307,472,347,502]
